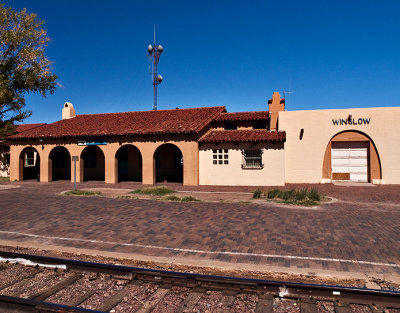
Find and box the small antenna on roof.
[282,89,294,106]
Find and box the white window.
[212,149,229,165]
[242,149,263,169]
[25,151,36,167]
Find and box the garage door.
[331,141,369,182]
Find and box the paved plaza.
[0,181,399,282]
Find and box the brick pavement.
[0,181,399,281]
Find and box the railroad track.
[0,251,399,313]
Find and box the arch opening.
[116,145,142,182]
[154,144,183,183]
[322,130,382,183]
[19,147,40,181]
[81,146,105,181]
[49,146,71,181]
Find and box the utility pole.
[147,26,164,110]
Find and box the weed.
[295,188,308,201]
[130,187,175,196]
[181,196,200,202]
[309,188,321,201]
[252,188,263,199]
[267,189,280,199]
[64,190,102,196]
[0,177,9,182]
[165,195,181,201]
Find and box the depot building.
[6,92,400,185]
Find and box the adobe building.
[6,93,400,185]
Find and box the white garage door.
[331,141,369,182]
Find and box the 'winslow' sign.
[332,117,371,126]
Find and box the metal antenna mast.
[147,25,164,110]
[282,89,294,103]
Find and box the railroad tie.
[301,299,317,313]
[255,294,273,313]
[96,289,128,312]
[134,287,169,313]
[175,291,203,313]
[29,274,81,301]
[335,302,352,313]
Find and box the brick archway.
[153,143,183,183]
[322,130,382,182]
[80,146,105,181]
[115,144,142,182]
[49,146,71,181]
[19,147,40,181]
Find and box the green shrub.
[0,177,10,182]
[267,189,280,199]
[181,196,200,202]
[309,188,321,201]
[165,195,181,201]
[295,189,308,201]
[64,190,102,196]
[130,187,175,196]
[252,188,263,199]
[280,189,296,200]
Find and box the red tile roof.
[9,107,226,139]
[214,111,269,122]
[15,123,46,134]
[199,129,286,143]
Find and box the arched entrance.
[116,145,142,182]
[81,146,105,181]
[19,147,40,181]
[154,144,183,183]
[322,130,381,183]
[49,146,71,181]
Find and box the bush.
[130,187,175,196]
[267,189,280,199]
[309,188,321,201]
[280,189,296,200]
[181,196,200,202]
[252,189,263,199]
[165,195,181,201]
[295,189,308,201]
[64,190,102,196]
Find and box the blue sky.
[6,0,400,124]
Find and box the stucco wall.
[199,142,285,186]
[9,138,199,186]
[279,107,400,184]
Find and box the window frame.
[212,149,229,165]
[241,149,264,169]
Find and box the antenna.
[282,89,294,102]
[147,26,164,110]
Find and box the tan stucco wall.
[279,107,400,184]
[10,139,199,186]
[199,142,285,186]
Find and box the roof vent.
[62,102,76,119]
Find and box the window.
[25,151,36,167]
[224,124,237,130]
[242,149,263,169]
[213,149,229,165]
[253,122,267,129]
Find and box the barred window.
[242,149,263,169]
[213,149,229,165]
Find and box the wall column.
[141,145,155,185]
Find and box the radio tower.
[147,25,164,110]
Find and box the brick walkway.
[0,181,400,280]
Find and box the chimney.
[62,102,76,119]
[268,92,285,131]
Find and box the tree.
[0,2,57,138]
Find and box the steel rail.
[0,250,399,309]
